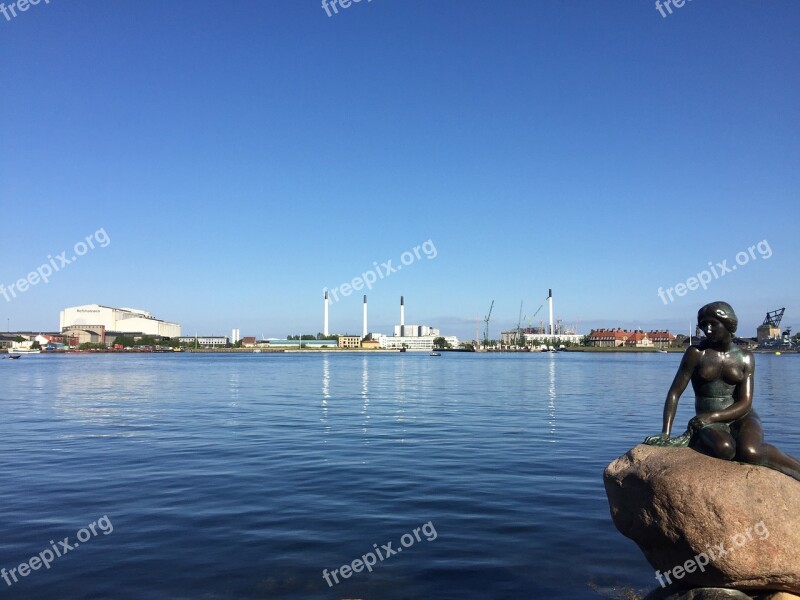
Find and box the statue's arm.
[661,347,699,436]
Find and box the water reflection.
[225,370,240,427]
[361,356,370,439]
[320,354,330,435]
[321,354,330,401]
[547,354,558,441]
[394,353,407,423]
[361,355,369,403]
[52,362,162,429]
[229,371,240,403]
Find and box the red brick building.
[587,328,675,348]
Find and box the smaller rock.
[645,588,754,600]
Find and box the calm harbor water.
[1,352,799,599]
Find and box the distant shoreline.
[4,347,794,356]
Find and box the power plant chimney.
[363,295,368,339]
[323,291,329,336]
[548,289,554,335]
[400,295,405,336]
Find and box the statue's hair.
[698,301,738,334]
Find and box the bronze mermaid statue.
[645,301,800,482]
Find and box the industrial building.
[0,334,17,349]
[1,332,64,349]
[338,336,362,349]
[62,324,107,346]
[500,291,581,346]
[756,308,798,350]
[523,332,583,346]
[178,336,229,347]
[381,335,435,350]
[393,324,440,337]
[757,309,784,344]
[60,304,181,338]
[500,326,582,346]
[380,296,442,350]
[266,339,338,348]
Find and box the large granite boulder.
[604,445,800,594]
[645,589,754,600]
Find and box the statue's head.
[697,301,738,334]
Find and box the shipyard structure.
[499,290,581,347]
[59,304,181,346]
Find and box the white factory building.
[381,334,435,350]
[378,333,458,350]
[379,296,444,351]
[381,325,441,350]
[392,325,440,337]
[60,304,181,338]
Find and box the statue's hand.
[644,430,692,447]
[689,415,711,431]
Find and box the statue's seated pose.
[645,301,800,482]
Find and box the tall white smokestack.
[362,295,368,339]
[400,296,405,336]
[548,289,554,335]
[324,291,329,336]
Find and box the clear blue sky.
[2,0,798,340]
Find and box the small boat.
[7,354,21,359]
[658,349,668,353]
[430,351,441,357]
[10,348,41,354]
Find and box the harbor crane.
[483,300,494,346]
[514,301,524,346]
[523,293,550,329]
[762,308,785,328]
